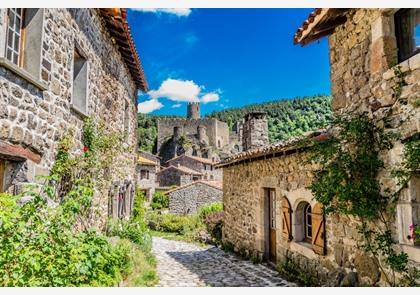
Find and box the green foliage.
[150,192,169,210]
[203,212,224,245]
[308,113,419,286]
[198,202,223,220]
[277,256,318,286]
[133,187,146,221]
[392,133,420,189]
[0,118,154,286]
[0,193,129,286]
[137,96,332,149]
[106,219,152,253]
[146,211,201,235]
[208,95,332,143]
[309,113,394,219]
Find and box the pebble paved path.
[152,237,295,287]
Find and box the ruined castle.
[156,102,243,163]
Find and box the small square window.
[395,9,420,63]
[72,48,88,115]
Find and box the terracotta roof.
[164,180,223,195]
[216,130,330,168]
[294,8,349,46]
[98,8,148,91]
[167,154,214,165]
[157,165,203,175]
[137,156,157,166]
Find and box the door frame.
[263,187,277,262]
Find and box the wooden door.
[268,189,276,262]
[0,160,5,193]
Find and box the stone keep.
[187,102,200,119]
[242,112,269,151]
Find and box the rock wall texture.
[222,8,420,286]
[166,155,222,182]
[0,8,139,227]
[168,181,222,214]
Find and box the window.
[395,9,420,62]
[124,100,130,134]
[304,203,312,243]
[4,9,43,77]
[193,176,199,181]
[72,48,88,115]
[140,170,149,180]
[0,160,5,193]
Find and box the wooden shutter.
[312,203,326,255]
[281,197,293,241]
[0,160,5,192]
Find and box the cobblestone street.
[152,237,295,287]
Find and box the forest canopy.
[137,95,332,153]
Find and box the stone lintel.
[0,140,42,164]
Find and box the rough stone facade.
[156,103,242,163]
[157,165,202,187]
[137,152,160,201]
[166,154,222,182]
[242,112,269,151]
[167,181,222,215]
[221,8,420,286]
[0,8,146,227]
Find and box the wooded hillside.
[137,95,332,152]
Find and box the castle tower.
[243,112,269,151]
[187,102,200,119]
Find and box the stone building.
[242,112,269,151]
[156,164,203,187]
[166,154,222,181]
[137,151,160,201]
[156,102,242,163]
[218,8,420,286]
[0,8,148,225]
[166,180,223,215]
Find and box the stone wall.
[157,117,230,152]
[166,155,222,182]
[242,112,269,151]
[157,166,200,187]
[136,164,157,200]
[222,150,414,286]
[168,181,222,214]
[329,8,420,260]
[0,8,139,227]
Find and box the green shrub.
[146,211,203,236]
[150,192,169,210]
[0,193,129,286]
[198,202,223,220]
[133,188,146,221]
[106,218,152,253]
[203,211,224,245]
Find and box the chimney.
[242,111,268,151]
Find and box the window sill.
[400,244,420,263]
[0,57,48,91]
[383,52,420,80]
[289,241,318,259]
[70,104,89,118]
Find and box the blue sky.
[127,8,331,116]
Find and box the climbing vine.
[308,113,419,286]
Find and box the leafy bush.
[132,188,146,222]
[146,211,203,237]
[199,202,223,220]
[203,211,224,245]
[106,218,152,253]
[150,192,169,210]
[0,193,130,286]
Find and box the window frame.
[0,159,5,193]
[70,44,89,117]
[304,203,312,243]
[394,8,420,63]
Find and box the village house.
[156,164,203,187]
[166,154,222,181]
[218,8,419,286]
[137,151,160,201]
[0,8,147,225]
[165,180,223,215]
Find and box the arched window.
[304,203,312,243]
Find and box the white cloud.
[148,78,201,103]
[201,92,220,104]
[131,8,191,17]
[138,99,163,114]
[171,103,182,108]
